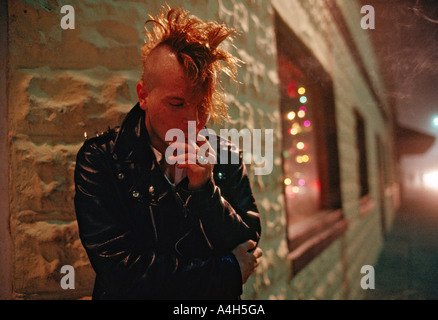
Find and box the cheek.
[150,107,182,136]
[145,102,166,132]
[146,98,166,122]
[197,111,210,130]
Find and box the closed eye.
[167,97,185,108]
[169,102,184,107]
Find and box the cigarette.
[187,139,198,150]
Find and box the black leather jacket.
[74,104,261,300]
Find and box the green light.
[299,96,307,104]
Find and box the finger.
[168,141,198,154]
[196,133,208,145]
[169,141,214,166]
[168,152,197,165]
[175,158,213,169]
[240,240,257,252]
[176,162,204,169]
[254,248,263,258]
[196,140,217,165]
[187,139,201,156]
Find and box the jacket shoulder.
[80,127,120,154]
[76,127,120,169]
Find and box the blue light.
[299,96,307,104]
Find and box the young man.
[74,6,262,300]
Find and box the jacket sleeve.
[176,150,261,254]
[74,142,242,299]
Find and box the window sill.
[287,210,348,277]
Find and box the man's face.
[137,45,209,153]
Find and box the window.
[355,111,374,216]
[355,111,369,197]
[279,55,321,225]
[275,12,346,276]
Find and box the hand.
[232,240,263,284]
[168,135,216,190]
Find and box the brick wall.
[6,0,397,299]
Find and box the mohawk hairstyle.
[141,5,240,123]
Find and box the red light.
[313,180,321,190]
[287,81,298,98]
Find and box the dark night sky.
[361,0,438,171]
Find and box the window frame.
[355,110,370,198]
[275,12,347,277]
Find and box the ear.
[136,81,148,111]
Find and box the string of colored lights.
[284,85,312,198]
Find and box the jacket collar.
[113,103,154,168]
[112,103,174,202]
